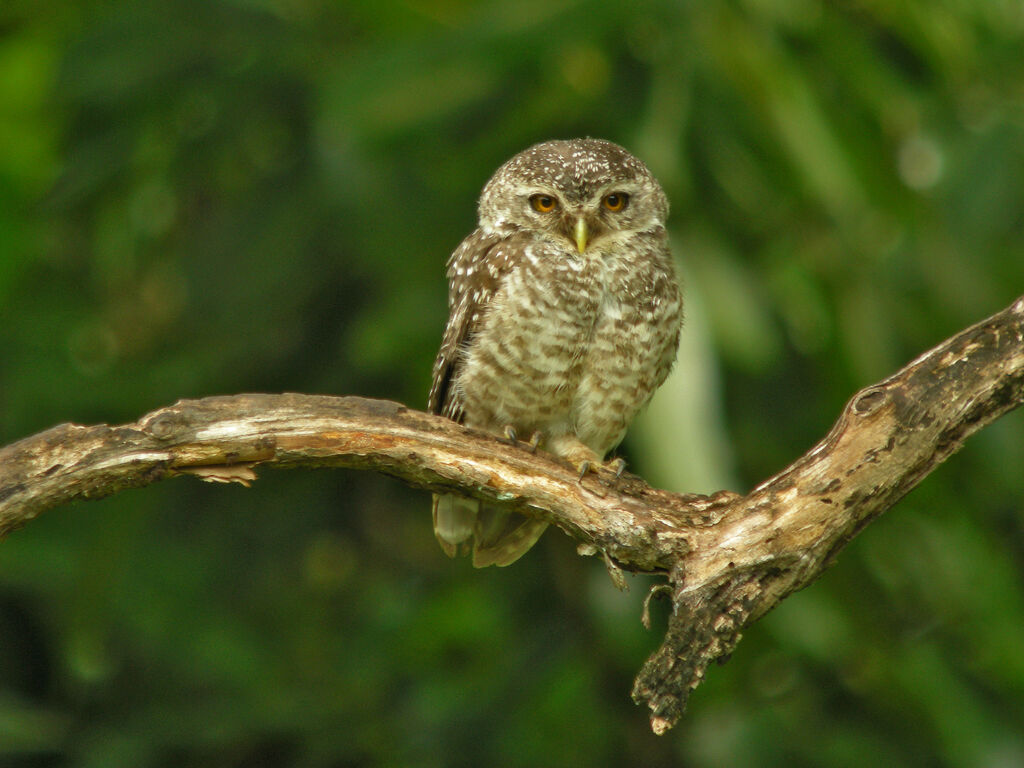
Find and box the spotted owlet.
[428,138,682,567]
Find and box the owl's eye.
[602,193,629,212]
[530,194,558,213]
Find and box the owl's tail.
[432,493,548,567]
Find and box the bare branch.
[2,294,1023,733]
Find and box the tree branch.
[2,294,1023,733]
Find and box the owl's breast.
[455,243,602,433]
[453,236,681,458]
[571,237,682,453]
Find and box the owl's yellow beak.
[574,217,589,254]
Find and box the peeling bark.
[2,294,1023,732]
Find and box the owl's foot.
[502,425,544,454]
[579,457,627,483]
[575,457,629,485]
[501,425,544,453]
[546,435,603,483]
[607,457,627,479]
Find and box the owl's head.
[477,138,668,254]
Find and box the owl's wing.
[428,229,517,421]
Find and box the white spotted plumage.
[428,138,682,567]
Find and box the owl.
[428,138,682,567]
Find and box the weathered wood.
[1,294,1022,733]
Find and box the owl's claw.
[576,460,592,481]
[608,457,627,479]
[527,431,542,453]
[502,425,518,444]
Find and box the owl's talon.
[527,431,542,453]
[576,460,592,481]
[501,425,518,445]
[608,457,627,480]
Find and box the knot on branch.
[852,386,889,415]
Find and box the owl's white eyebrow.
[514,185,558,196]
[596,181,641,195]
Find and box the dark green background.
[2,1,1023,766]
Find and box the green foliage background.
[2,1,1024,765]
